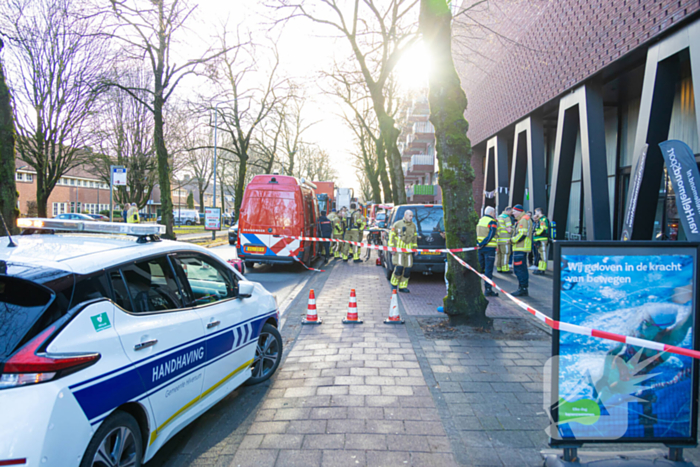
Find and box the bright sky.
[187,0,430,195]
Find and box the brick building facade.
[454,0,700,241]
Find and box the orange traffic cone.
[302,289,322,325]
[384,289,404,324]
[343,289,363,324]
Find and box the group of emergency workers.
[325,204,367,263]
[476,204,551,297]
[322,205,419,294]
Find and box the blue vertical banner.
[659,140,700,241]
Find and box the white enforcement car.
[0,219,282,467]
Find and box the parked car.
[157,209,200,226]
[1,218,281,466]
[55,213,95,221]
[380,204,446,279]
[237,175,320,269]
[229,222,239,245]
[87,213,109,222]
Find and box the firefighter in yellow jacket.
[532,207,550,275]
[511,204,532,296]
[332,207,346,259]
[344,204,366,263]
[477,206,499,296]
[389,210,418,292]
[496,206,513,273]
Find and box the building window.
[69,179,75,186]
[15,173,23,181]
[26,174,32,182]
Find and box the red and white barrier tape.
[280,234,478,254]
[292,256,326,272]
[447,251,700,361]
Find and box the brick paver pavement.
[231,260,459,467]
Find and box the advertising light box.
[204,207,221,231]
[551,242,699,446]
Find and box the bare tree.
[0,38,18,233]
[281,90,316,176]
[420,0,487,323]
[293,144,338,182]
[107,0,231,238]
[208,35,287,220]
[326,67,391,202]
[347,111,382,203]
[89,68,157,209]
[182,121,215,214]
[1,0,110,218]
[276,0,419,205]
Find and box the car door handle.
[134,339,158,351]
[207,320,221,329]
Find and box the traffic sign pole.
[109,165,114,223]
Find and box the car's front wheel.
[80,410,142,467]
[246,323,282,385]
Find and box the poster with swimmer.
[550,243,699,445]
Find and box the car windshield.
[377,213,386,221]
[395,207,443,233]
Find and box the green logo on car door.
[90,312,111,332]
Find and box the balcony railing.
[413,185,435,196]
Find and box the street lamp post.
[212,103,221,241]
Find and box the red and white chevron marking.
[281,235,478,254]
[446,251,700,361]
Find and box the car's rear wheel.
[186,220,193,226]
[244,261,255,270]
[246,323,282,385]
[229,238,235,245]
[80,411,142,467]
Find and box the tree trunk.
[378,115,406,205]
[420,0,488,325]
[0,53,18,234]
[234,154,248,221]
[154,95,173,238]
[374,137,393,203]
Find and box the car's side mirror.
[238,280,254,299]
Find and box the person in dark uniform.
[318,210,333,263]
[476,206,499,296]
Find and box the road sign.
[112,166,127,186]
[204,207,221,231]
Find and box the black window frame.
[107,253,190,316]
[169,252,239,309]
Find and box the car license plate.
[420,251,441,255]
[244,245,266,254]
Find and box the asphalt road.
[144,245,321,466]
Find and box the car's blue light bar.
[17,218,166,237]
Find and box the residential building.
[399,95,441,204]
[15,159,112,217]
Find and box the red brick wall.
[17,179,112,216]
[454,0,700,146]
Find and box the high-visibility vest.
[512,215,532,252]
[476,216,498,248]
[534,216,550,241]
[497,214,511,243]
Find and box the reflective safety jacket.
[126,207,140,224]
[328,212,338,223]
[389,219,417,251]
[534,216,550,241]
[476,215,498,248]
[512,214,533,252]
[348,210,366,231]
[332,216,345,236]
[496,213,512,243]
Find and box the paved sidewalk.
[232,260,458,467]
